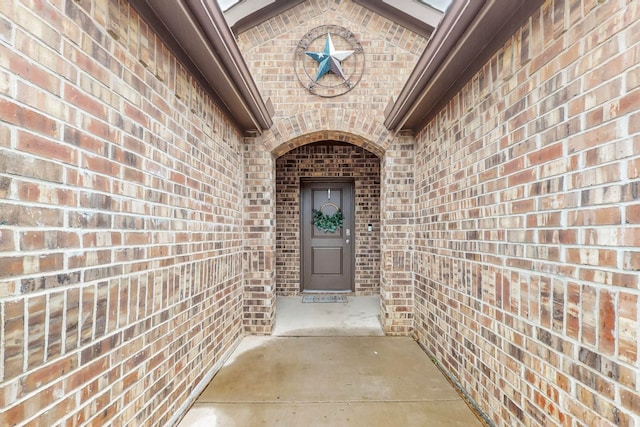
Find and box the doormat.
[302,295,348,303]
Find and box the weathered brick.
[618,292,638,363]
[3,299,25,381]
[0,228,15,252]
[16,131,77,165]
[623,251,640,271]
[47,291,65,360]
[0,150,65,184]
[0,256,24,279]
[568,206,621,226]
[621,388,640,416]
[598,290,617,357]
[0,100,60,138]
[25,295,46,370]
[79,285,95,346]
[0,44,61,96]
[627,204,640,224]
[65,288,80,354]
[15,31,77,88]
[568,122,618,154]
[0,13,11,43]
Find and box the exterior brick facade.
[1,0,245,425]
[275,142,381,296]
[236,0,426,157]
[413,0,640,425]
[239,0,426,335]
[0,0,639,425]
[242,139,276,334]
[381,134,415,335]
[236,0,428,122]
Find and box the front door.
[301,180,353,292]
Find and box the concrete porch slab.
[179,336,483,426]
[273,295,385,337]
[182,400,480,427]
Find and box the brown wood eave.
[384,0,545,133]
[129,0,273,135]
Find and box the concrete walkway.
[273,295,385,336]
[177,297,484,426]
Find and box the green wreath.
[312,209,344,233]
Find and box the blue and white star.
[305,33,354,82]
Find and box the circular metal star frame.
[294,25,365,98]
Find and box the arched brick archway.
[243,117,415,337]
[273,135,382,298]
[272,130,386,159]
[259,110,392,157]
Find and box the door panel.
[312,247,343,274]
[301,180,353,291]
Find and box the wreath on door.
[312,202,343,233]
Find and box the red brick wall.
[414,0,640,425]
[236,0,428,123]
[236,0,426,335]
[275,142,381,295]
[381,134,415,335]
[236,0,426,156]
[243,139,276,334]
[0,1,245,425]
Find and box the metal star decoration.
[305,33,355,82]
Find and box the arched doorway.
[243,130,414,337]
[274,141,381,296]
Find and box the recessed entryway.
[275,141,381,297]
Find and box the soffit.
[220,0,450,37]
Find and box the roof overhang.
[129,0,273,135]
[223,0,444,38]
[353,0,443,38]
[224,0,305,35]
[384,0,545,132]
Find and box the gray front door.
[301,180,353,292]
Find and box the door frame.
[300,178,355,292]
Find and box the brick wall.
[236,0,424,156]
[275,142,380,295]
[236,0,428,123]
[381,134,415,335]
[243,139,276,334]
[414,0,640,425]
[0,1,245,425]
[237,0,424,332]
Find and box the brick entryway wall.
[243,127,415,336]
[235,0,426,336]
[380,134,415,335]
[242,139,276,335]
[275,142,381,296]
